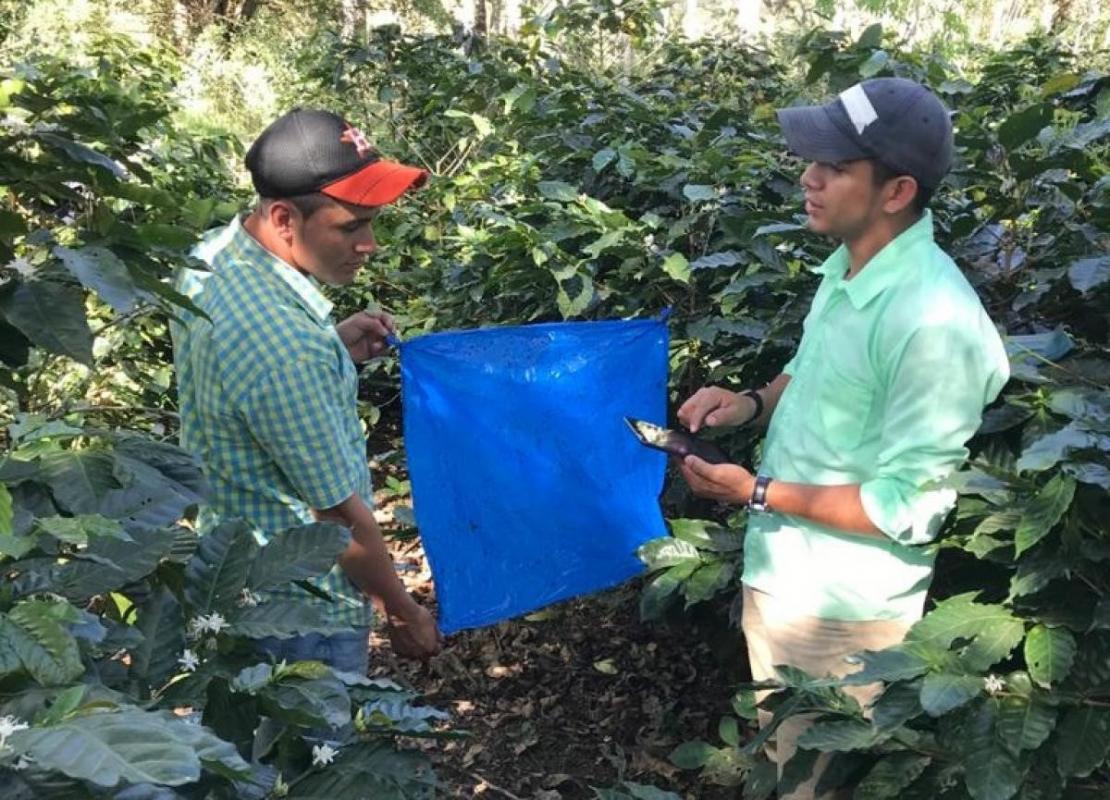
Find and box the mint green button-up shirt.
[171,216,373,628]
[744,211,1009,621]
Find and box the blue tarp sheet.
[398,317,670,634]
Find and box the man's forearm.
[763,480,886,540]
[751,373,791,427]
[314,494,420,616]
[750,375,885,538]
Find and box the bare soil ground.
[373,532,749,800]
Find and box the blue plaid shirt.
[171,215,373,627]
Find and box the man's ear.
[882,175,919,216]
[264,200,299,245]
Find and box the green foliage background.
[0,1,1108,797]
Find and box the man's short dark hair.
[260,193,336,220]
[870,160,934,215]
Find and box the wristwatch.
[742,389,764,425]
[747,475,773,513]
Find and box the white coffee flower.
[238,588,262,608]
[189,612,230,637]
[178,649,199,672]
[6,257,33,278]
[311,742,338,767]
[0,715,29,750]
[192,612,228,630]
[983,674,1005,695]
[0,118,30,134]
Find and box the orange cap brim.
[321,160,429,207]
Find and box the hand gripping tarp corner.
[397,317,670,634]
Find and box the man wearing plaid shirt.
[172,109,440,672]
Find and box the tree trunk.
[339,0,361,38]
[1049,0,1073,32]
[238,0,263,23]
[474,0,489,37]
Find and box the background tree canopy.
[0,0,1108,797]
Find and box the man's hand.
[677,386,758,433]
[678,454,756,504]
[387,602,442,659]
[336,310,396,363]
[318,494,444,658]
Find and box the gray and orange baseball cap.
[777,78,954,189]
[245,108,428,206]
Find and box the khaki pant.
[741,584,913,800]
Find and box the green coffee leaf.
[0,280,94,365]
[11,710,249,787]
[54,245,140,314]
[920,672,983,716]
[0,483,12,536]
[853,753,931,800]
[996,695,1056,755]
[669,739,718,769]
[637,537,701,570]
[1055,707,1110,777]
[907,594,1024,670]
[538,180,579,202]
[247,522,350,592]
[184,519,258,614]
[796,719,883,751]
[661,252,690,283]
[682,184,716,202]
[998,103,1053,150]
[1024,624,1076,688]
[1014,475,1075,556]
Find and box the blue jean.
[255,627,371,675]
[252,628,371,750]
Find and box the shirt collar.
[815,210,936,311]
[227,214,334,323]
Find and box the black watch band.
[742,389,764,425]
[747,475,773,513]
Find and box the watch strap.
[742,389,764,425]
[747,475,773,512]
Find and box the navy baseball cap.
[777,78,954,189]
[246,108,428,207]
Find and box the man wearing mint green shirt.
[677,79,1009,797]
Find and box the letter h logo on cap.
[340,125,375,159]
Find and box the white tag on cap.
[839,83,878,135]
